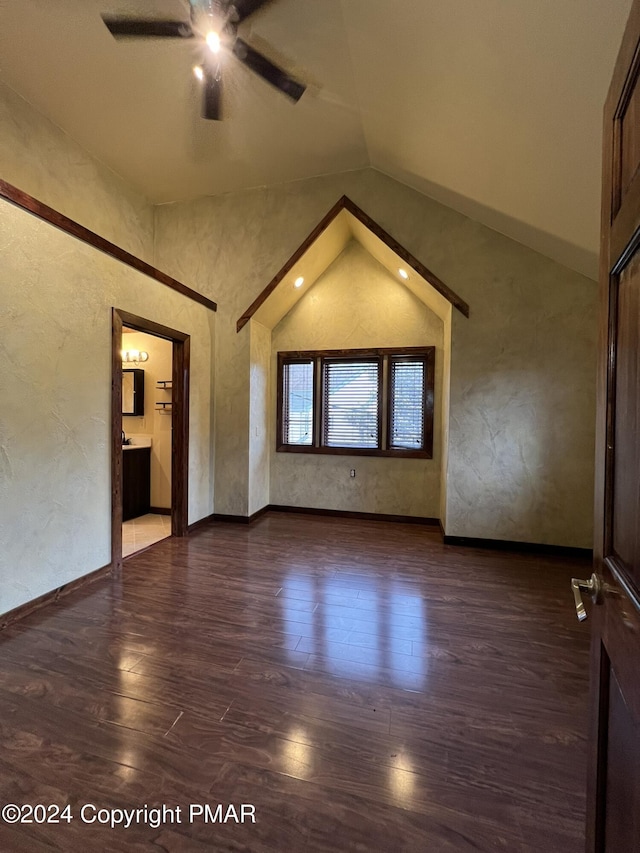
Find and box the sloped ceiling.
[0,0,633,278]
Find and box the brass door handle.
[570,573,602,622]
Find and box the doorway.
[121,326,172,556]
[111,309,190,573]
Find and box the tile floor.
[122,513,171,557]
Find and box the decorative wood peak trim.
[341,197,470,318]
[236,194,469,332]
[0,179,217,313]
[236,196,347,332]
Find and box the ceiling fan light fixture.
[206,31,221,53]
[101,1,307,121]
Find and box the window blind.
[389,357,425,450]
[278,347,434,458]
[323,359,380,448]
[282,360,314,445]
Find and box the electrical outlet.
[350,469,356,478]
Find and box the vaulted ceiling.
[0,0,633,278]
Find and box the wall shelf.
[156,379,172,413]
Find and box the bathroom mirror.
[122,369,145,416]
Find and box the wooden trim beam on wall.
[0,179,217,313]
[172,334,190,537]
[341,197,469,317]
[236,194,470,331]
[111,309,124,576]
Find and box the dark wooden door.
[584,1,640,849]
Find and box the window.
[277,347,434,458]
[323,358,380,449]
[281,359,314,446]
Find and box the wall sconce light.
[121,349,149,365]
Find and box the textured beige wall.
[446,256,597,545]
[271,241,444,517]
[121,331,173,510]
[248,321,271,516]
[155,167,597,547]
[0,199,214,615]
[0,81,154,261]
[439,308,453,528]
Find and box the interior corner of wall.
[247,319,272,514]
[439,303,453,533]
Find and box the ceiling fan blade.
[102,16,194,39]
[229,1,272,24]
[233,38,305,102]
[203,62,223,121]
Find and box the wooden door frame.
[111,308,190,574]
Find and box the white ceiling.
[0,0,633,277]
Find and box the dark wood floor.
[0,513,591,852]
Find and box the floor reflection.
[389,752,416,806]
[280,571,427,689]
[281,575,317,647]
[281,727,313,779]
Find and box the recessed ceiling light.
[398,268,409,280]
[206,31,221,53]
[193,65,204,82]
[294,276,305,288]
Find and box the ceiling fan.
[101,0,306,120]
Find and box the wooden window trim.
[277,355,317,450]
[386,353,435,457]
[277,347,435,459]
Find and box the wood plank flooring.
[0,513,591,851]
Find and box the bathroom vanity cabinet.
[122,446,151,521]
